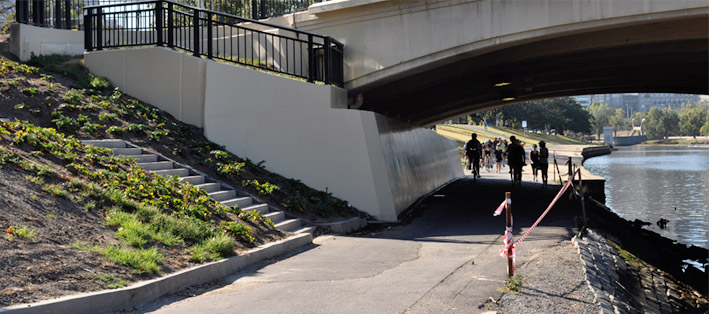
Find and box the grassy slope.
[0,54,364,305]
[437,124,584,146]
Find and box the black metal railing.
[84,0,343,86]
[16,0,325,30]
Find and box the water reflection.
[583,146,709,249]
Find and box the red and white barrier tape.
[493,200,506,216]
[514,178,574,247]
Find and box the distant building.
[573,95,592,107]
[585,93,700,113]
[638,93,700,111]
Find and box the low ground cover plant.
[0,54,365,305]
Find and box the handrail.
[16,0,325,30]
[83,0,343,86]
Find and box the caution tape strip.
[513,178,574,247]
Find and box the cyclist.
[483,140,493,172]
[464,133,482,179]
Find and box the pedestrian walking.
[507,136,526,186]
[538,141,549,187]
[530,144,540,182]
[494,144,503,173]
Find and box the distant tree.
[679,105,708,137]
[609,109,627,136]
[644,107,680,139]
[482,97,591,135]
[587,102,614,139]
[701,110,709,136]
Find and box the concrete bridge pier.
[85,47,463,221]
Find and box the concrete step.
[196,183,221,193]
[290,226,316,235]
[137,161,174,171]
[275,218,301,232]
[264,211,285,223]
[152,168,189,177]
[128,154,158,162]
[241,203,268,214]
[82,139,126,148]
[112,147,142,156]
[179,175,205,185]
[208,190,236,202]
[220,196,253,208]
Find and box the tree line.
[468,97,709,140]
[587,102,709,139]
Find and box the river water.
[583,145,709,249]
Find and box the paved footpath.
[132,177,589,314]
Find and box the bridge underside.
[354,16,709,126]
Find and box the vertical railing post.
[31,0,38,25]
[578,170,588,237]
[259,0,266,19]
[17,0,29,24]
[193,8,200,57]
[251,0,258,19]
[38,0,45,27]
[84,8,93,51]
[54,0,62,29]
[156,1,164,46]
[167,2,174,48]
[206,12,213,59]
[307,34,314,83]
[505,192,514,278]
[96,7,103,50]
[64,0,71,29]
[323,37,331,85]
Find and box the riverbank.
[573,147,708,295]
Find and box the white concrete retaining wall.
[85,47,462,221]
[85,48,206,128]
[9,23,84,61]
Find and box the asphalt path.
[133,176,582,314]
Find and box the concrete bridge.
[270,0,709,125]
[10,0,709,222]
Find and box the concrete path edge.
[1,233,313,314]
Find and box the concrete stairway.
[81,139,314,235]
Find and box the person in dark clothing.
[529,144,540,182]
[507,136,526,185]
[464,133,482,178]
[538,141,549,187]
[494,144,503,173]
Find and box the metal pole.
[505,191,514,278]
[323,37,331,84]
[54,0,61,28]
[251,0,257,19]
[579,170,588,237]
[156,1,163,46]
[84,8,92,51]
[17,0,29,24]
[64,0,70,29]
[96,7,102,50]
[206,12,213,59]
[193,8,200,57]
[307,34,314,82]
[167,2,174,48]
